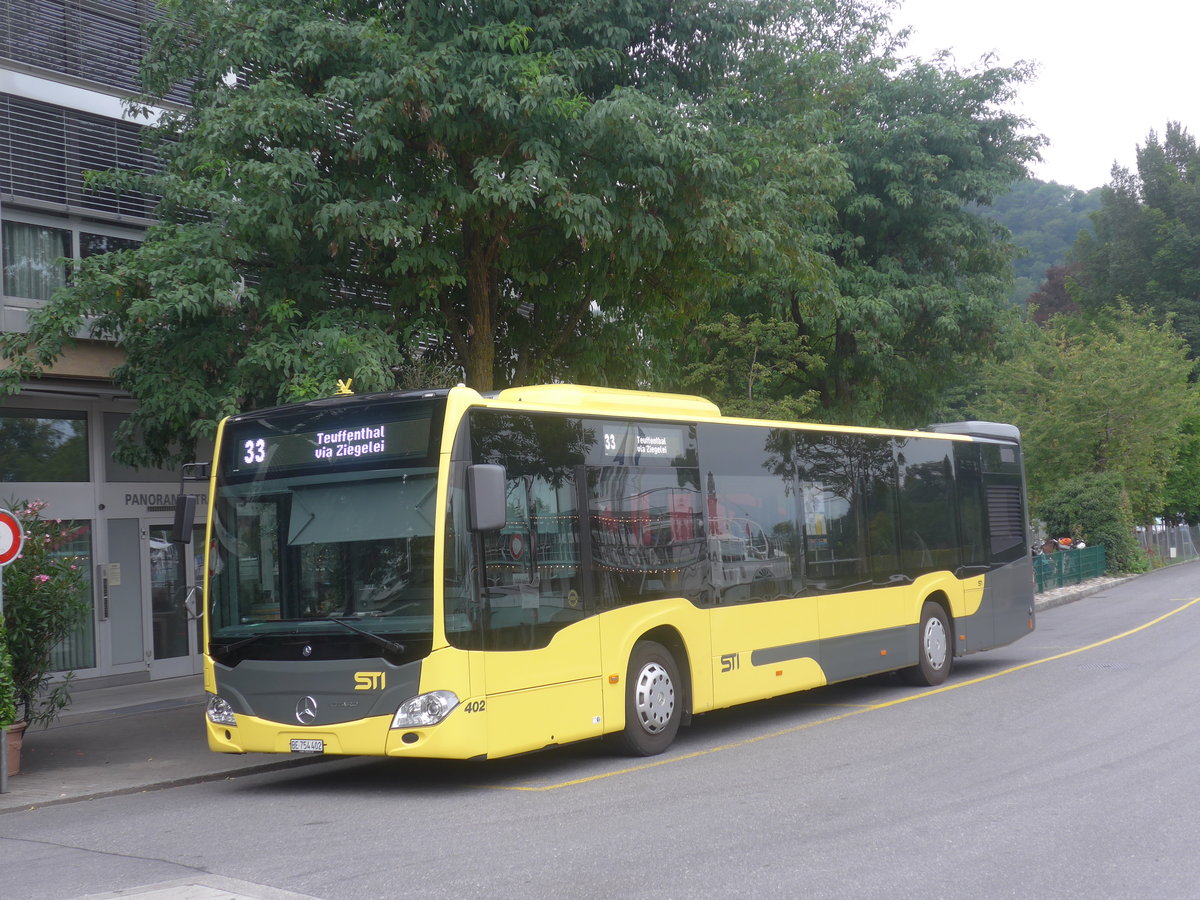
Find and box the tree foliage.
[1073,122,1200,354]
[0,0,1047,465]
[974,304,1197,523]
[678,314,822,421]
[1024,263,1081,324]
[983,178,1101,304]
[1162,414,1200,524]
[679,3,1043,426]
[3,0,839,465]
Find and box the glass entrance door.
[147,524,204,678]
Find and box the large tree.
[678,2,1043,426]
[2,0,839,465]
[1073,122,1200,354]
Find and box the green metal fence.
[1033,545,1107,593]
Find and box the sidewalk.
[1,574,1128,813]
[1,675,324,813]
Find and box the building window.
[81,231,140,258]
[2,211,142,331]
[2,219,70,300]
[0,408,89,482]
[103,412,178,482]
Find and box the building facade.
[1,1,205,685]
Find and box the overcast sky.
[892,0,1199,190]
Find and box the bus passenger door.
[482,619,601,757]
[479,467,603,758]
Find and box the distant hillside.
[984,178,1103,303]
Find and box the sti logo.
[354,671,386,691]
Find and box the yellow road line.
[483,596,1200,792]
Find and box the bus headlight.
[391,691,459,728]
[207,693,237,726]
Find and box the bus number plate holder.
[290,739,325,754]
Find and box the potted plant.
[1,500,89,774]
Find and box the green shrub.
[1,500,89,726]
[0,624,16,728]
[1036,473,1146,573]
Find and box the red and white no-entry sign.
[0,508,23,567]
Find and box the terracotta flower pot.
[4,721,27,776]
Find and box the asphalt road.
[3,564,1199,900]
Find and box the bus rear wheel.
[903,601,952,686]
[618,641,682,756]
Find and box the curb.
[0,753,336,816]
[1034,575,1137,612]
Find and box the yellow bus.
[191,383,1034,760]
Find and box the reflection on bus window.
[588,466,706,607]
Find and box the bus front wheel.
[903,601,952,687]
[618,641,682,756]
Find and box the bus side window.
[697,423,803,605]
[896,437,958,576]
[797,433,869,592]
[953,443,988,571]
[862,436,900,584]
[586,465,707,608]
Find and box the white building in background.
[1,1,206,685]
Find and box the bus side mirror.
[171,494,197,544]
[467,464,507,532]
[170,461,210,544]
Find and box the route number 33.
[243,438,266,464]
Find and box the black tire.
[618,641,683,756]
[902,600,953,687]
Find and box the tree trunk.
[461,224,496,391]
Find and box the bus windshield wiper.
[327,616,407,657]
[215,633,270,656]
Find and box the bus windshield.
[208,396,444,664]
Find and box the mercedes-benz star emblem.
[295,695,318,724]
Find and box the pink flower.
[34,574,51,583]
